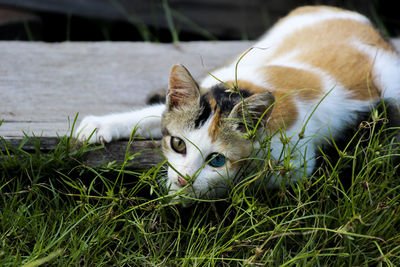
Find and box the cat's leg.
[286,145,317,183]
[74,103,165,144]
[266,138,317,186]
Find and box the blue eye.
[206,153,226,168]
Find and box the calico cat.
[75,6,400,205]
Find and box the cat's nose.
[178,176,187,187]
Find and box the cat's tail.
[381,89,400,156]
[146,89,167,105]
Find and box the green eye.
[206,153,226,168]
[171,136,186,154]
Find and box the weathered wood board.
[1,39,399,168]
[0,0,275,39]
[1,1,383,40]
[0,41,251,137]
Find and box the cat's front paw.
[74,116,120,144]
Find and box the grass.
[4,3,400,265]
[1,106,400,266]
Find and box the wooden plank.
[85,140,163,169]
[0,0,268,39]
[0,0,382,40]
[0,41,252,137]
[0,7,38,25]
[0,136,162,170]
[0,136,60,151]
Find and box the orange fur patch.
[208,107,221,142]
[267,89,299,133]
[261,65,323,101]
[207,93,218,111]
[225,80,267,94]
[268,18,392,100]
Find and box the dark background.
[0,0,399,42]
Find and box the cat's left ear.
[228,92,275,132]
[167,64,200,110]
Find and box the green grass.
[8,2,399,265]
[1,107,400,266]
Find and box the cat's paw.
[74,116,119,144]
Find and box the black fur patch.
[194,95,211,128]
[211,85,252,115]
[146,90,166,105]
[193,84,253,128]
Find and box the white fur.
[353,40,400,102]
[75,104,164,143]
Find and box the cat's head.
[161,64,275,205]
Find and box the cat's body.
[76,6,400,205]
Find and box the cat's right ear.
[167,64,200,110]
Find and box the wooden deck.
[0,41,251,168]
[1,39,399,169]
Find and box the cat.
[75,6,400,205]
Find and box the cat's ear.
[167,64,200,110]
[228,92,275,132]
